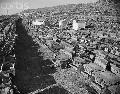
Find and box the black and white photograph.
[0,0,120,94]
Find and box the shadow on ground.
[13,18,59,94]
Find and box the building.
[109,33,117,38]
[92,71,120,87]
[73,57,85,66]
[88,11,101,16]
[60,49,72,59]
[59,19,67,29]
[108,85,120,94]
[83,63,103,75]
[95,57,108,69]
[72,20,79,30]
[90,82,102,93]
[94,50,106,59]
[101,71,120,87]
[59,19,65,27]
[32,18,45,26]
[72,19,86,30]
[110,63,120,77]
[56,49,72,61]
[97,31,104,38]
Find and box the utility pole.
[22,1,24,11]
[7,9,8,15]
[22,0,25,11]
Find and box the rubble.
[94,57,108,69]
[90,82,102,93]
[1,1,120,94]
[110,63,120,77]
[108,85,120,94]
[92,70,120,88]
[83,63,103,75]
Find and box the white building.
[72,20,79,30]
[32,18,45,26]
[72,19,86,30]
[59,19,66,29]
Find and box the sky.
[0,0,99,15]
